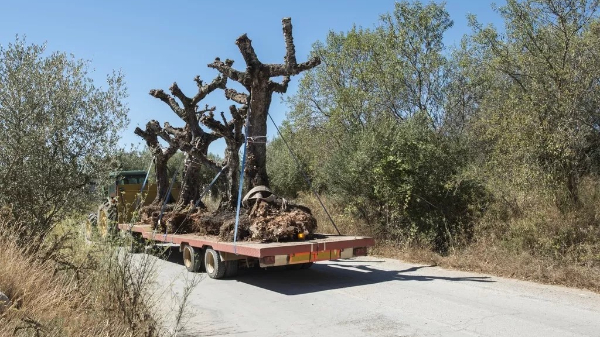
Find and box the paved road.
[150,250,600,336]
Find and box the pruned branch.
[269,76,291,94]
[282,17,297,70]
[163,122,187,140]
[266,18,321,77]
[170,82,192,108]
[191,75,227,106]
[235,34,261,68]
[229,104,246,121]
[149,89,185,118]
[200,110,232,137]
[266,57,321,77]
[207,58,247,84]
[197,104,216,115]
[220,111,228,126]
[224,88,249,105]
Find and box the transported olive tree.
[134,120,179,205]
[0,37,129,238]
[149,76,226,210]
[209,17,321,190]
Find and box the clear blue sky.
[1,0,504,155]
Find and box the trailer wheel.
[182,245,202,273]
[97,202,117,240]
[285,264,303,270]
[125,232,145,253]
[204,248,226,279]
[301,262,314,269]
[224,260,239,278]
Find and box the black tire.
[83,213,97,242]
[301,262,314,269]
[286,264,303,270]
[182,245,203,272]
[97,201,118,240]
[225,260,239,278]
[125,232,145,253]
[204,248,226,279]
[88,213,98,227]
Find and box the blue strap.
[170,164,230,236]
[128,156,154,228]
[233,114,250,253]
[158,164,180,234]
[137,158,154,207]
[194,165,228,209]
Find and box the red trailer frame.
[119,223,375,279]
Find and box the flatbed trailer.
[119,223,375,279]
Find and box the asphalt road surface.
[151,249,600,336]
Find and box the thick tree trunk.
[246,80,271,190]
[208,18,320,192]
[134,121,178,206]
[221,141,241,210]
[177,154,202,210]
[154,154,170,205]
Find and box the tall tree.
[465,0,600,205]
[199,102,247,210]
[134,120,178,205]
[0,37,129,237]
[208,17,321,190]
[150,75,226,209]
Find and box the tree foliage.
[271,0,600,256]
[0,37,129,235]
[463,0,600,206]
[270,1,485,252]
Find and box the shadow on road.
[234,260,494,296]
[148,248,494,296]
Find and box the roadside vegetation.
[2,2,600,335]
[268,0,600,292]
[0,38,170,335]
[0,213,160,336]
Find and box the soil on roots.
[137,200,317,242]
[247,200,317,242]
[139,204,172,229]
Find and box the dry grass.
[298,190,600,294]
[373,239,600,293]
[0,216,159,336]
[296,191,370,236]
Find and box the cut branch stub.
[224,88,249,105]
[149,89,184,118]
[134,120,178,205]
[235,34,261,69]
[209,17,321,190]
[282,17,297,71]
[191,74,227,106]
[207,58,248,87]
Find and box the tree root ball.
[139,200,317,242]
[248,200,317,242]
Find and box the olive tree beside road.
[0,37,129,239]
